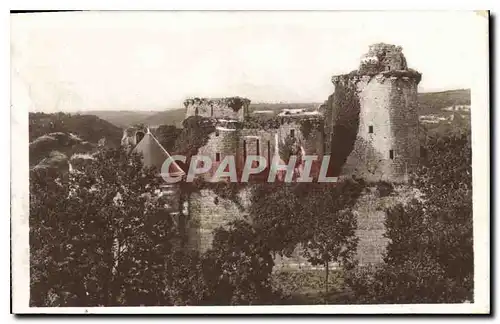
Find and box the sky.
[11,11,486,112]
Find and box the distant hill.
[140,109,187,128]
[88,109,186,128]
[89,104,322,128]
[29,112,123,176]
[248,90,471,117]
[84,89,471,128]
[417,89,471,115]
[29,112,123,148]
[86,110,162,128]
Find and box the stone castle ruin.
[123,43,422,268]
[324,43,421,182]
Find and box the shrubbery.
[30,149,178,306]
[30,118,473,305]
[346,131,473,303]
[202,221,277,305]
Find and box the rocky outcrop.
[29,132,95,167]
[31,150,70,179]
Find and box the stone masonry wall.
[239,128,278,171]
[195,125,241,181]
[187,185,338,270]
[353,184,424,265]
[359,43,408,75]
[277,117,324,158]
[183,44,421,272]
[389,76,420,177]
[334,72,420,183]
[184,97,251,121]
[187,186,253,252]
[185,182,423,269]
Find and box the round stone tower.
[329,43,422,182]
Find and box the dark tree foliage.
[164,249,207,305]
[346,131,473,303]
[299,182,364,294]
[250,182,363,256]
[29,148,190,306]
[250,181,363,294]
[299,118,323,139]
[172,116,216,170]
[242,115,281,130]
[411,132,473,291]
[226,97,250,112]
[201,220,276,305]
[249,183,305,254]
[375,181,394,197]
[154,124,182,152]
[29,132,95,167]
[30,147,279,306]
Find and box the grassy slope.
[85,110,161,128]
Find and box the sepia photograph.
[10,10,490,314]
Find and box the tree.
[164,249,207,305]
[30,171,74,306]
[346,131,473,303]
[249,181,362,297]
[29,148,182,306]
[249,183,306,254]
[201,220,276,305]
[412,131,472,298]
[299,182,361,295]
[302,210,358,295]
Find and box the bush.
[346,132,473,303]
[201,220,277,305]
[375,181,394,197]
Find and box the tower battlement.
[331,43,421,85]
[331,69,422,86]
[184,97,251,121]
[359,43,406,73]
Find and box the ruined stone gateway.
[129,43,422,268]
